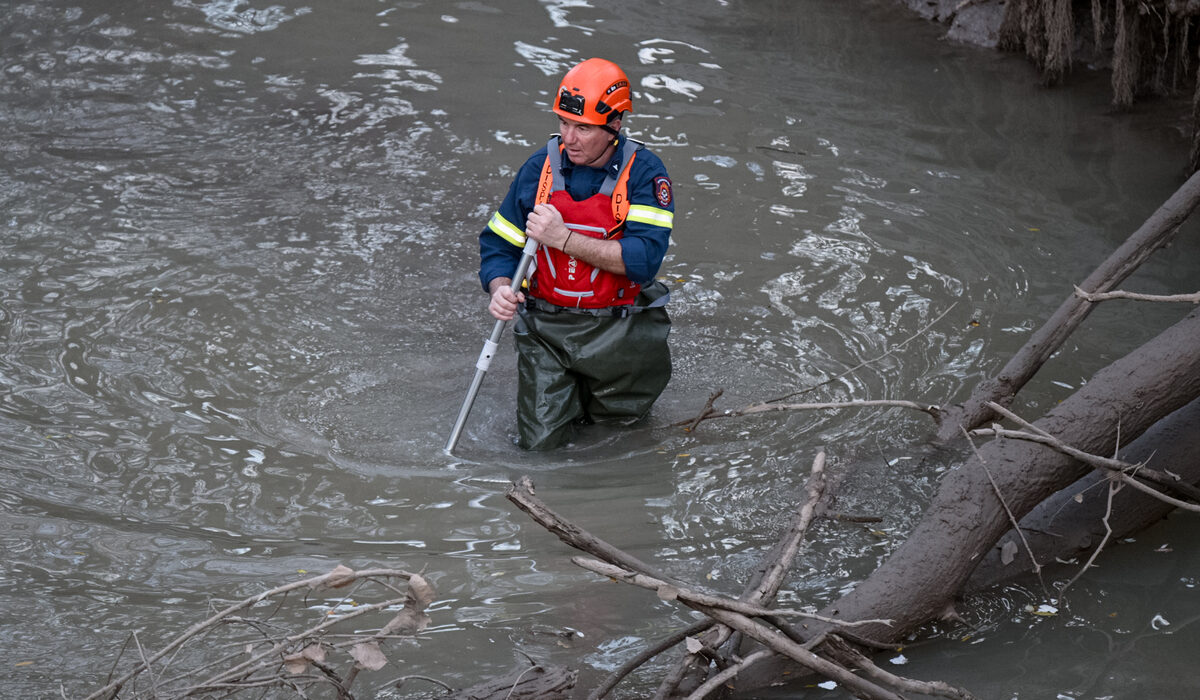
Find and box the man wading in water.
[478,57,676,449]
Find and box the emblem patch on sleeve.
[654,176,673,208]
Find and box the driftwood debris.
[506,458,979,700]
[84,566,433,700]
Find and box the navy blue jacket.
[478,134,674,292]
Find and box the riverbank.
[897,0,1197,173]
[898,0,1006,47]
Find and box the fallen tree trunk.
[965,395,1200,592]
[935,169,1200,442]
[733,308,1200,693]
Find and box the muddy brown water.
[3,0,1199,697]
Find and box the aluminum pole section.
[445,238,539,453]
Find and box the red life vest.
[528,136,642,308]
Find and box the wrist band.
[564,230,574,253]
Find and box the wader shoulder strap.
[598,138,641,197]
[535,136,562,205]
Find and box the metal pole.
[445,238,539,454]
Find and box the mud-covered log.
[964,396,1200,592]
[735,309,1200,692]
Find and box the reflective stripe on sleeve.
[627,204,674,229]
[488,212,527,246]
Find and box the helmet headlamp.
[557,90,586,117]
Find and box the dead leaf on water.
[350,641,388,671]
[283,644,325,674]
[312,564,356,590]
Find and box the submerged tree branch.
[674,304,956,432]
[675,398,941,432]
[767,302,959,404]
[586,621,713,700]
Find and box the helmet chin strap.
[601,115,622,142]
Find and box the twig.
[505,664,538,700]
[973,423,1200,513]
[506,476,675,583]
[961,426,1047,585]
[675,304,957,431]
[131,632,156,696]
[84,567,416,700]
[682,389,723,431]
[698,606,904,700]
[1058,479,1121,597]
[393,674,455,693]
[572,557,892,629]
[677,399,941,431]
[832,639,979,700]
[188,594,410,693]
[682,649,773,700]
[746,449,827,603]
[103,633,134,692]
[981,402,1200,501]
[587,621,713,700]
[657,451,835,696]
[1073,285,1200,304]
[769,301,958,403]
[741,399,940,419]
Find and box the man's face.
[558,116,619,168]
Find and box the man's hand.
[525,203,570,250]
[488,278,525,321]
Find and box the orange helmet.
[553,58,632,126]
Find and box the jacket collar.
[559,133,626,177]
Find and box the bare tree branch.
[675,398,941,431]
[961,426,1049,592]
[1058,479,1121,597]
[973,402,1200,512]
[826,637,979,700]
[745,449,827,603]
[572,558,892,629]
[697,606,906,700]
[674,304,956,431]
[1073,285,1200,304]
[768,301,959,404]
[586,621,713,700]
[84,567,419,700]
[682,649,773,700]
[657,450,831,695]
[506,476,675,583]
